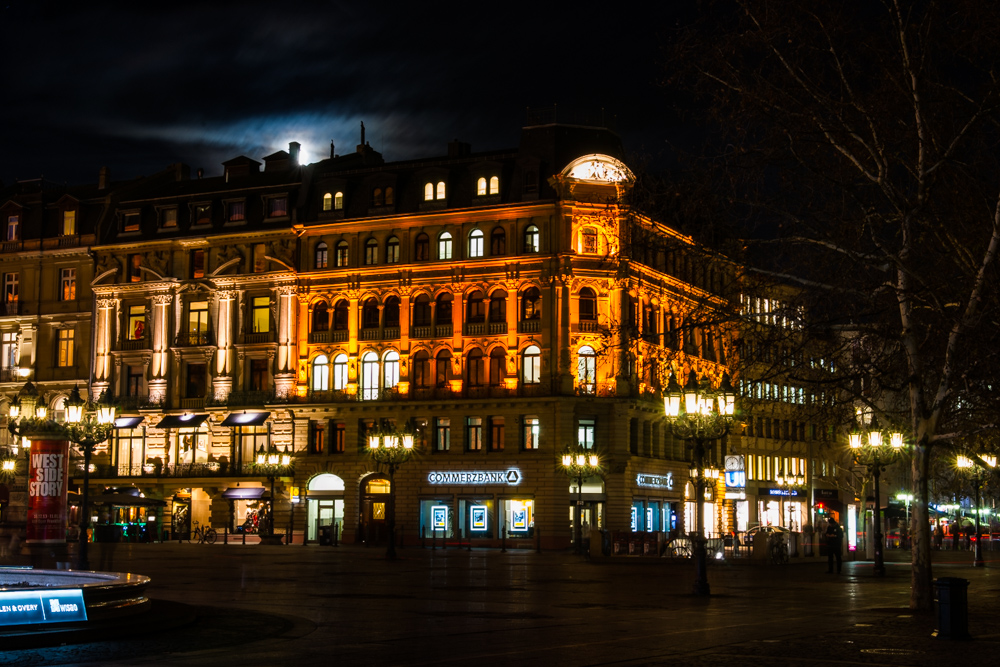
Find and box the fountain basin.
[0,567,151,627]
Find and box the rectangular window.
[191,250,205,279]
[6,215,19,241]
[249,358,268,391]
[523,417,539,450]
[467,417,483,451]
[123,213,139,233]
[3,273,18,302]
[254,244,267,272]
[581,228,598,254]
[57,328,74,367]
[194,204,211,226]
[62,210,76,235]
[228,201,246,222]
[309,421,326,454]
[489,417,504,452]
[335,243,349,267]
[1,332,16,372]
[160,208,177,228]
[129,254,142,282]
[188,301,209,343]
[578,418,596,449]
[128,305,146,340]
[126,365,143,397]
[252,296,270,333]
[186,363,206,398]
[59,268,76,301]
[333,421,346,453]
[435,418,451,452]
[267,197,288,218]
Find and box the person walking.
[825,517,844,574]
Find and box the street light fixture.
[254,442,293,538]
[561,446,601,555]
[956,453,996,568]
[848,412,904,577]
[368,423,415,560]
[664,370,736,596]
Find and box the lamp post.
[956,453,995,568]
[64,386,116,570]
[896,493,913,548]
[561,446,601,555]
[848,413,904,577]
[368,423,415,560]
[664,370,736,596]
[254,443,292,537]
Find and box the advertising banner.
[26,439,70,544]
[0,589,87,626]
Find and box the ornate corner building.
[0,117,834,548]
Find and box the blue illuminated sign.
[427,469,521,485]
[765,488,802,497]
[471,506,488,531]
[725,471,746,488]
[431,505,448,531]
[630,506,638,532]
[0,588,87,626]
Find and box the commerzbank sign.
[427,469,522,486]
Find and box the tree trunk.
[910,439,933,611]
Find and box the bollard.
[536,527,541,553]
[933,577,970,639]
[501,526,506,553]
[422,525,426,549]
[224,524,228,546]
[432,529,436,551]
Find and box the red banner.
[26,439,69,544]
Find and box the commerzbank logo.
[427,469,522,486]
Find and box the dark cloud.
[0,1,678,185]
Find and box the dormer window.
[160,208,177,229]
[62,210,76,235]
[436,181,446,199]
[122,213,140,233]
[489,176,499,195]
[477,177,487,196]
[267,197,288,218]
[424,181,446,201]
[385,187,394,206]
[194,204,211,226]
[335,192,344,210]
[373,188,384,207]
[228,201,246,222]
[323,193,332,211]
[478,176,499,196]
[6,215,19,241]
[424,183,434,201]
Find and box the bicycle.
[190,521,217,545]
[663,536,692,559]
[768,532,788,565]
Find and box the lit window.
[312,355,329,391]
[578,346,596,394]
[424,183,434,201]
[335,241,349,267]
[188,301,209,343]
[467,416,483,451]
[435,418,451,451]
[3,273,18,303]
[522,345,541,384]
[477,177,487,196]
[128,305,145,340]
[578,418,596,448]
[333,353,348,390]
[315,242,328,269]
[489,176,499,195]
[191,250,205,279]
[62,210,76,235]
[322,193,332,211]
[57,328,75,367]
[372,188,384,207]
[122,213,139,233]
[160,208,177,228]
[128,254,141,282]
[469,229,483,258]
[436,181,446,200]
[581,227,598,254]
[523,416,539,450]
[385,187,394,206]
[521,287,541,320]
[334,192,344,210]
[383,350,400,390]
[228,201,245,222]
[60,268,76,301]
[361,351,379,400]
[6,215,19,241]
[365,238,378,265]
[252,296,270,333]
[267,197,288,218]
[524,225,540,253]
[386,236,400,263]
[438,232,453,260]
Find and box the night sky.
[0,2,683,187]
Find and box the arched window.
[436,181,446,200]
[489,348,506,386]
[335,241,349,267]
[334,192,344,210]
[383,350,400,390]
[372,188,384,207]
[315,242,328,269]
[424,182,434,201]
[362,297,380,329]
[415,233,429,261]
[361,351,379,400]
[332,353,348,390]
[491,226,506,255]
[385,186,394,206]
[438,232,453,260]
[322,193,332,211]
[580,227,598,254]
[524,225,540,253]
[365,238,378,265]
[333,300,349,330]
[489,176,499,195]
[467,348,484,387]
[477,177,487,196]
[489,289,507,322]
[435,349,452,387]
[579,287,597,321]
[522,345,541,384]
[435,292,453,325]
[312,355,329,391]
[466,290,485,324]
[521,287,541,321]
[383,296,400,328]
[469,229,484,258]
[578,345,596,394]
[413,350,430,388]
[312,302,329,332]
[413,294,432,326]
[386,236,400,263]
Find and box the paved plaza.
[2,543,999,666]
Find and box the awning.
[155,414,209,429]
[222,487,266,499]
[114,416,144,429]
[89,494,166,507]
[221,412,270,427]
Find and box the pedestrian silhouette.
[825,517,844,574]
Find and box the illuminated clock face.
[725,455,742,471]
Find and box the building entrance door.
[359,476,390,544]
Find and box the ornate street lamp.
[561,446,601,555]
[848,412,904,577]
[664,370,736,596]
[254,442,292,538]
[956,453,996,568]
[368,423,415,560]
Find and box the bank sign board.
[0,588,87,626]
[427,469,521,485]
[636,473,673,490]
[765,487,804,497]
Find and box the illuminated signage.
[636,473,673,490]
[725,455,744,471]
[765,488,803,497]
[630,506,638,532]
[645,508,653,530]
[431,505,448,532]
[725,471,746,488]
[427,469,521,486]
[724,491,747,500]
[471,506,488,531]
[0,589,87,626]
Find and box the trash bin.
[933,577,970,639]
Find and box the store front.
[633,471,681,534]
[684,482,720,537]
[111,417,145,476]
[221,485,267,534]
[569,475,606,545]
[90,490,165,543]
[155,414,210,471]
[420,467,529,544]
[306,473,345,543]
[759,487,807,530]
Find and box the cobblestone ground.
[2,543,998,666]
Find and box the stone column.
[148,293,173,404]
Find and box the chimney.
[289,141,301,167]
[98,166,110,191]
[448,140,471,157]
[197,168,204,179]
[172,162,190,182]
[330,141,336,158]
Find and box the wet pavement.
[2,543,998,666]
